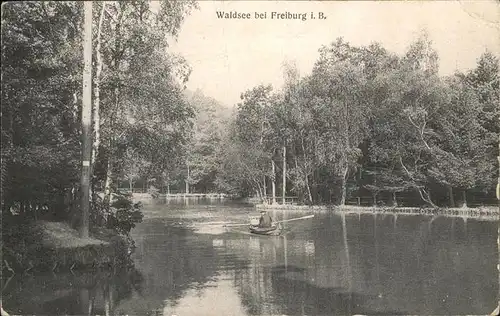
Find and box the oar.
[275,214,315,224]
[223,214,314,227]
[223,223,250,227]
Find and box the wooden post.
[79,1,92,239]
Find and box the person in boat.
[258,211,273,228]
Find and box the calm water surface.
[3,199,498,315]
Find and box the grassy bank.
[2,219,132,274]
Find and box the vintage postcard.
[1,1,499,315]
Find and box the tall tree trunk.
[256,180,265,201]
[79,1,92,238]
[103,155,113,207]
[294,156,303,203]
[167,183,170,195]
[339,166,348,206]
[271,159,276,204]
[300,135,313,205]
[79,288,90,316]
[418,187,438,208]
[282,145,286,204]
[185,164,190,194]
[390,191,398,207]
[460,190,468,208]
[91,2,106,177]
[255,189,261,200]
[263,176,267,204]
[305,174,313,205]
[448,185,455,208]
[129,179,133,192]
[103,5,123,210]
[89,3,106,211]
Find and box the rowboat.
[249,223,283,236]
[223,214,315,237]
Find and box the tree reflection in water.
[227,212,497,316]
[114,221,251,315]
[5,205,497,315]
[2,268,143,316]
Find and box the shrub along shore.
[2,219,134,275]
[2,190,144,275]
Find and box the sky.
[169,0,500,107]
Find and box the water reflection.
[2,269,142,316]
[3,200,498,315]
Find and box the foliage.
[216,34,499,207]
[92,192,143,235]
[108,193,144,235]
[181,89,232,193]
[1,0,498,241]
[1,1,197,232]
[1,2,83,216]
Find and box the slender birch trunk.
[103,152,113,206]
[305,174,312,204]
[263,176,267,204]
[79,1,93,238]
[103,4,123,209]
[91,2,106,171]
[185,164,190,194]
[282,145,286,205]
[339,165,348,206]
[300,136,313,204]
[90,2,106,210]
[271,159,276,204]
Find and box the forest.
[1,1,499,236]
[217,38,499,208]
[180,36,499,209]
[1,1,199,271]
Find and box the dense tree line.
[1,1,197,227]
[215,35,499,208]
[2,2,497,214]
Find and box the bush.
[91,192,143,235]
[108,193,143,235]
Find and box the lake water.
[3,199,498,315]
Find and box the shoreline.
[255,204,499,221]
[2,220,133,275]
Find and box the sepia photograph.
[1,0,499,315]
